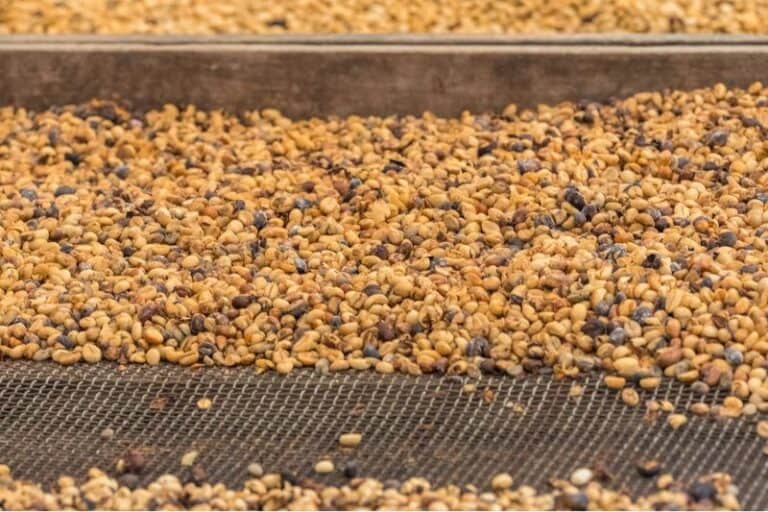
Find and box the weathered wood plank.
[1,38,767,116]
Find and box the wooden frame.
[1,35,767,117]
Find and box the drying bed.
[1,35,768,510]
[2,84,768,414]
[1,0,767,35]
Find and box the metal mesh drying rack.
[1,33,768,509]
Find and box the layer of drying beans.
[1,84,768,417]
[0,464,741,510]
[0,0,766,34]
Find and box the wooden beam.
[1,36,767,117]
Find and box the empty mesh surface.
[0,361,766,509]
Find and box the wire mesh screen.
[0,362,766,509]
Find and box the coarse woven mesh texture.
[0,361,767,509]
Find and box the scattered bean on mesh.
[2,82,768,415]
[0,464,741,510]
[1,0,767,35]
